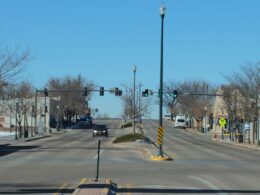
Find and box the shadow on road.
[0,144,40,157]
[0,189,74,194]
[0,183,74,194]
[0,186,260,194]
[117,187,260,194]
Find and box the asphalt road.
[139,119,260,195]
[0,119,260,195]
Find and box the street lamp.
[257,104,260,145]
[138,83,143,123]
[204,107,207,133]
[15,102,19,140]
[159,4,166,157]
[56,105,60,131]
[133,65,137,134]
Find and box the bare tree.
[0,81,34,138]
[224,62,260,143]
[164,81,181,121]
[164,79,215,129]
[47,75,95,126]
[121,84,151,123]
[0,48,30,84]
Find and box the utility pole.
[35,89,38,135]
[133,65,137,134]
[138,83,143,123]
[44,95,46,132]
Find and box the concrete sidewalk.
[0,128,65,146]
[113,139,173,161]
[182,127,260,151]
[213,137,260,150]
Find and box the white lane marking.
[190,175,228,195]
[94,149,104,159]
[205,148,227,158]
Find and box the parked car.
[93,125,108,137]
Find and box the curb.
[24,134,51,142]
[148,139,174,161]
[112,142,154,160]
[151,155,173,161]
[72,178,113,195]
[212,138,260,150]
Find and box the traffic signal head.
[173,89,178,98]
[32,105,35,115]
[44,88,48,96]
[100,86,104,96]
[115,87,119,96]
[83,87,88,96]
[45,106,48,113]
[142,89,149,97]
[118,90,122,96]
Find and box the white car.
[174,115,186,129]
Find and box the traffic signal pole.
[34,87,123,134]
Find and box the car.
[78,117,93,128]
[174,115,186,129]
[93,125,108,137]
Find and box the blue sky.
[1,0,260,118]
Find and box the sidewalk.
[213,137,260,150]
[0,128,65,146]
[183,127,260,151]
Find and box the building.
[0,96,59,135]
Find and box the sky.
[0,0,260,118]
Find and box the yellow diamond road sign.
[157,127,164,145]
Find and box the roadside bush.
[113,133,146,143]
[120,122,132,128]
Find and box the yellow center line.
[105,179,111,184]
[127,184,132,195]
[79,178,88,185]
[101,179,111,193]
[53,182,68,195]
[101,187,109,193]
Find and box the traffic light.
[173,89,178,98]
[32,105,35,115]
[45,106,48,113]
[142,89,149,97]
[44,88,48,96]
[115,87,119,96]
[83,87,88,96]
[118,90,122,96]
[100,86,104,96]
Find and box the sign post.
[95,140,101,182]
[219,118,226,139]
[157,127,164,156]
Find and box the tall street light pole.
[159,5,166,156]
[133,65,137,134]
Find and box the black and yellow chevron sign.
[157,126,164,145]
